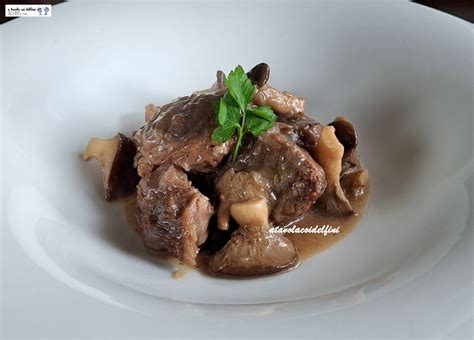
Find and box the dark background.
[415,0,473,22]
[2,1,473,24]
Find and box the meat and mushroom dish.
[83,63,370,278]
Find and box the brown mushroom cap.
[247,63,270,88]
[208,198,299,277]
[328,117,358,153]
[207,226,299,277]
[83,133,139,201]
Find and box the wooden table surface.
[2,1,473,24]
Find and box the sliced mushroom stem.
[315,126,344,183]
[315,126,353,215]
[230,197,269,229]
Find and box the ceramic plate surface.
[2,1,473,338]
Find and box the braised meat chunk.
[134,91,234,177]
[216,122,327,229]
[136,165,214,265]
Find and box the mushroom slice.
[208,198,299,277]
[253,85,305,116]
[315,126,353,215]
[83,133,139,201]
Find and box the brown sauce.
[119,185,370,278]
[120,194,141,234]
[285,185,370,260]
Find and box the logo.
[5,4,52,17]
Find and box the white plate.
[2,1,473,338]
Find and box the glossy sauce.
[285,185,370,260]
[120,194,141,234]
[120,185,370,277]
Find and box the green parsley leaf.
[247,105,277,122]
[246,112,275,136]
[221,92,241,124]
[211,64,276,160]
[217,99,228,125]
[225,65,255,112]
[212,120,238,142]
[226,104,241,125]
[241,77,256,106]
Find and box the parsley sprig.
[212,65,276,161]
